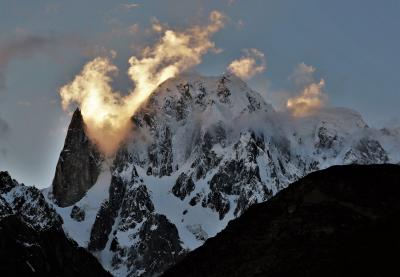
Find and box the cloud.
[0,117,10,139]
[0,33,83,89]
[60,11,226,155]
[227,48,266,80]
[119,3,140,11]
[128,23,140,34]
[286,63,327,117]
[289,62,316,87]
[150,17,166,33]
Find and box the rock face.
[163,164,400,277]
[48,74,400,276]
[0,171,62,229]
[70,205,85,222]
[87,152,185,276]
[52,108,103,207]
[0,171,111,277]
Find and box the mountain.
[45,73,400,276]
[162,164,400,277]
[52,108,103,207]
[0,171,111,277]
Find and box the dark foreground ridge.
[0,171,111,277]
[0,215,111,277]
[163,164,400,277]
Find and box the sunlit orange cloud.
[286,79,326,117]
[227,48,266,80]
[60,11,226,155]
[286,63,327,117]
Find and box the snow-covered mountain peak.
[136,73,274,127]
[46,73,400,277]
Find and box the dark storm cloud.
[0,34,84,89]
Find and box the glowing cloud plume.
[286,63,327,117]
[60,11,225,155]
[227,48,266,80]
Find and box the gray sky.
[0,0,399,188]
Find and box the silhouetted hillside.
[163,164,400,277]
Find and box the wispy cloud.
[120,3,140,11]
[227,48,266,80]
[286,63,327,117]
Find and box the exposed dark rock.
[0,195,12,217]
[148,126,173,177]
[246,92,261,112]
[172,173,195,200]
[344,138,389,164]
[1,171,62,230]
[315,122,339,149]
[206,132,271,218]
[163,164,400,277]
[189,193,202,206]
[70,205,85,222]
[88,175,126,251]
[217,76,231,103]
[52,109,103,207]
[112,147,134,174]
[118,182,154,232]
[127,214,185,276]
[191,130,223,180]
[206,191,230,220]
[0,171,18,194]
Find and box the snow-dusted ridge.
[44,73,400,277]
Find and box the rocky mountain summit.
[0,171,110,276]
[52,109,103,207]
[45,73,400,276]
[163,164,400,277]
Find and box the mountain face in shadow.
[0,171,111,277]
[163,164,400,277]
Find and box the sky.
[0,0,399,188]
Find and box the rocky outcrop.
[0,171,62,230]
[163,164,400,277]
[52,108,103,207]
[172,173,195,200]
[125,214,184,277]
[344,138,389,164]
[88,175,126,251]
[0,171,110,277]
[86,155,185,276]
[70,205,85,222]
